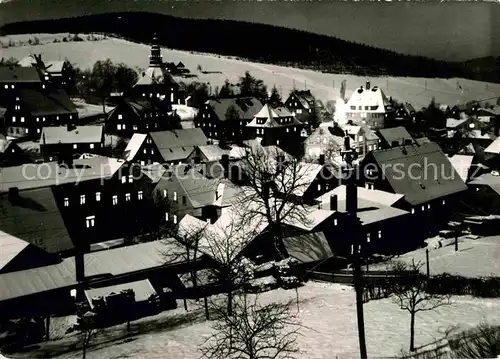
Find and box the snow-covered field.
[9,282,500,359]
[372,235,500,277]
[2,34,500,109]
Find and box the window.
[86,215,96,228]
[96,192,101,201]
[421,205,425,211]
[378,230,382,239]
[163,189,167,197]
[358,135,364,142]
[90,143,94,149]
[138,191,143,200]
[125,193,131,201]
[73,144,78,149]
[286,128,289,133]
[121,176,126,184]
[294,127,297,132]
[150,149,154,155]
[15,105,20,110]
[147,138,152,144]
[36,117,39,122]
[334,219,338,226]
[427,204,431,210]
[69,115,73,120]
[317,183,321,191]
[165,212,169,221]
[143,148,147,154]
[117,124,123,130]
[11,85,14,89]
[366,233,371,243]
[12,116,16,122]
[173,214,178,224]
[3,85,7,89]
[128,175,133,183]
[43,117,46,122]
[411,208,415,214]
[118,114,123,120]
[365,182,374,190]
[56,116,59,121]
[442,200,446,205]
[80,195,86,205]
[37,129,40,134]
[182,196,186,205]
[64,197,69,207]
[112,195,118,205]
[133,125,138,131]
[26,128,29,134]
[173,192,178,202]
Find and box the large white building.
[345,81,392,129]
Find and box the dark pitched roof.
[0,188,74,254]
[0,66,41,83]
[150,129,208,162]
[207,97,263,122]
[378,127,415,146]
[367,142,468,205]
[19,89,77,116]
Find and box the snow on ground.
[10,282,500,359]
[372,235,500,277]
[2,36,500,108]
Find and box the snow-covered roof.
[446,118,468,129]
[447,155,474,182]
[346,86,390,113]
[485,137,500,155]
[123,133,147,162]
[316,185,404,207]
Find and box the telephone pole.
[342,136,367,359]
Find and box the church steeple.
[149,33,163,68]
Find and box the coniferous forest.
[0,12,498,83]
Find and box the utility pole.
[342,136,367,359]
[305,80,307,90]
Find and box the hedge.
[427,273,500,298]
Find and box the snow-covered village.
[0,2,499,359]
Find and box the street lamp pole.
[342,136,367,359]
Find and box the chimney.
[319,154,325,165]
[330,194,338,211]
[75,251,85,283]
[8,187,20,203]
[366,81,371,90]
[391,140,400,147]
[221,154,229,179]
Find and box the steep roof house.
[154,165,242,224]
[284,89,318,125]
[40,125,105,161]
[315,186,414,254]
[246,104,303,154]
[377,126,416,149]
[196,97,263,143]
[360,141,468,236]
[345,81,392,130]
[124,128,209,166]
[394,102,416,122]
[303,126,350,162]
[132,34,179,103]
[0,134,25,167]
[0,156,153,250]
[343,124,380,157]
[106,98,177,137]
[4,88,77,139]
[0,66,43,105]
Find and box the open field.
[372,235,500,277]
[6,282,500,359]
[2,35,500,109]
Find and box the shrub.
[427,274,500,297]
[449,323,500,358]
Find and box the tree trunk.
[227,289,233,316]
[410,311,416,351]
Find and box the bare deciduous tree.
[390,260,452,351]
[235,145,314,260]
[77,311,98,359]
[201,294,301,359]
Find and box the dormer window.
[118,114,123,120]
[64,198,69,207]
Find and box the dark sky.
[0,1,497,61]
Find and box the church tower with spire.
[149,33,163,68]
